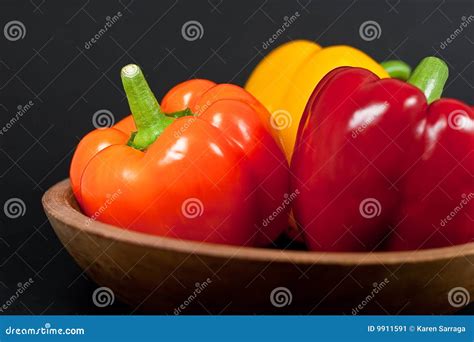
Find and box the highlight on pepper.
[245,40,412,161]
[70,64,290,247]
[69,50,472,254]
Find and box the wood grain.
[42,179,474,314]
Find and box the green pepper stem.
[381,60,412,81]
[121,64,174,150]
[169,108,193,119]
[407,56,449,104]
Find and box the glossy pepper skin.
[245,40,390,161]
[292,57,473,251]
[388,99,474,250]
[70,65,289,246]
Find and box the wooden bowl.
[42,179,474,314]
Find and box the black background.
[0,0,473,314]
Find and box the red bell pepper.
[291,57,473,251]
[70,64,289,246]
[388,99,474,250]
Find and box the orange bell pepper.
[70,64,289,246]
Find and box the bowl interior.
[42,179,474,314]
[42,179,474,266]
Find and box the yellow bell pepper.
[246,40,394,161]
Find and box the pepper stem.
[381,60,412,81]
[407,57,449,104]
[121,64,174,150]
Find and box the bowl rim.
[42,179,474,266]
